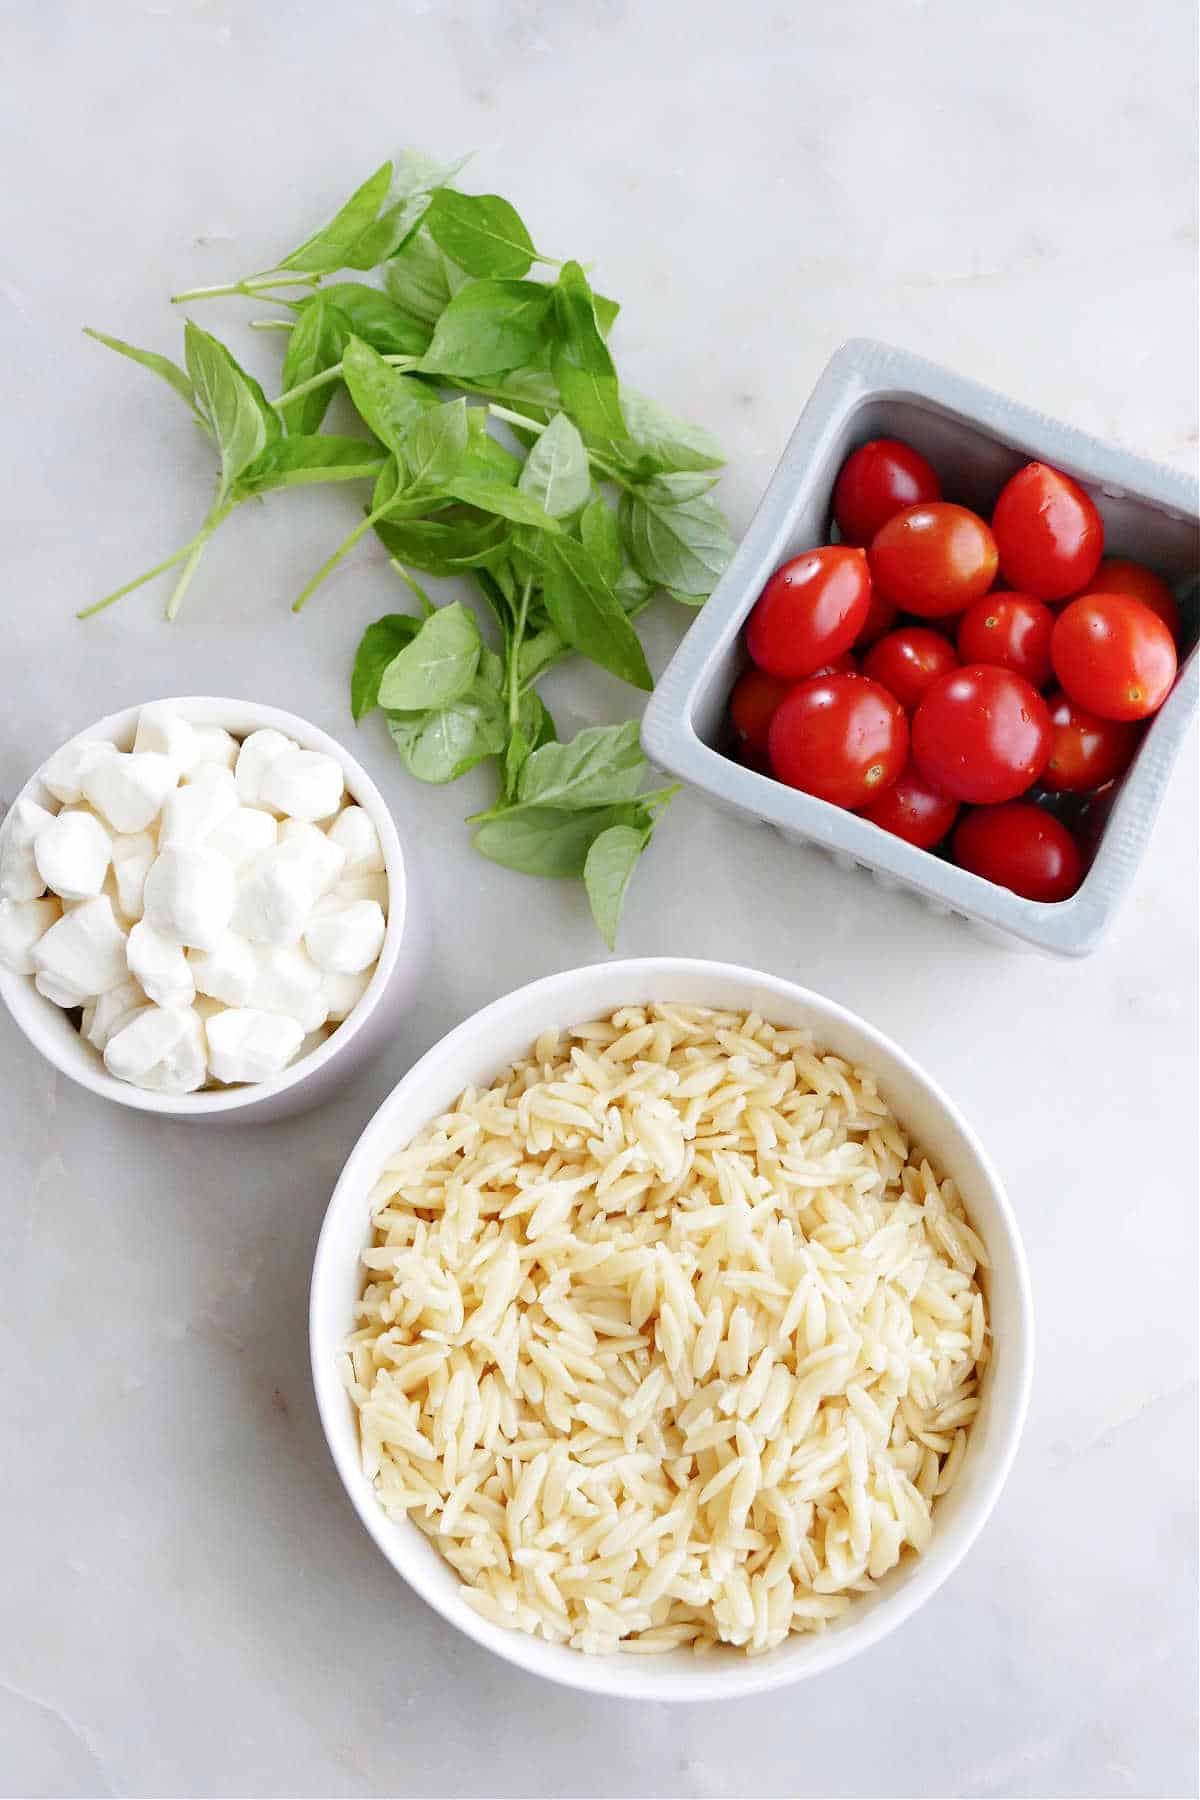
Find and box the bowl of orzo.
[310,958,1033,1699]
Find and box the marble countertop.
[2,3,1196,1796]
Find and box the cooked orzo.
[342,1004,990,1656]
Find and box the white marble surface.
[1,3,1197,1795]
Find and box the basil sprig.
[83,151,731,943]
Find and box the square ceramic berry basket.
[641,339,1198,955]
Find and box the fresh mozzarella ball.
[0,796,57,901]
[188,933,259,1008]
[33,809,112,900]
[326,805,384,878]
[185,725,240,777]
[126,920,196,1009]
[158,765,238,849]
[248,944,328,1033]
[0,896,61,974]
[206,807,277,869]
[303,899,386,974]
[82,979,148,1052]
[258,749,344,823]
[322,966,372,1023]
[277,820,345,896]
[103,1005,207,1093]
[109,832,156,922]
[133,703,197,770]
[142,847,235,949]
[234,729,295,807]
[206,1008,305,1084]
[40,739,118,806]
[31,896,128,1006]
[333,870,389,911]
[82,751,177,834]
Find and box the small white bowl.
[310,957,1033,1701]
[0,696,413,1123]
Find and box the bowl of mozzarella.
[0,697,410,1120]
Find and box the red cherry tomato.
[768,674,909,810]
[991,462,1103,599]
[1051,594,1177,721]
[746,547,872,680]
[952,803,1083,902]
[860,764,959,849]
[729,667,792,758]
[912,664,1052,804]
[957,593,1055,688]
[862,627,958,714]
[869,504,999,617]
[833,438,942,547]
[855,588,898,649]
[1080,558,1182,641]
[811,651,858,677]
[1041,689,1143,793]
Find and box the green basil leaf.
[638,470,722,500]
[427,190,537,279]
[580,497,622,588]
[342,335,438,453]
[351,613,421,721]
[442,476,562,531]
[516,721,647,811]
[616,386,726,474]
[383,228,458,323]
[298,283,430,356]
[279,298,348,435]
[377,600,481,711]
[404,397,470,489]
[373,514,508,576]
[83,327,204,426]
[235,436,387,496]
[463,411,523,485]
[619,479,734,599]
[615,563,655,613]
[593,294,620,337]
[473,803,646,879]
[517,624,567,688]
[391,148,473,200]
[275,162,394,275]
[551,261,625,445]
[539,536,652,691]
[487,365,560,412]
[387,677,508,783]
[419,281,552,378]
[584,820,652,950]
[345,194,429,271]
[518,412,591,518]
[183,322,269,499]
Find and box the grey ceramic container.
[641,339,1198,955]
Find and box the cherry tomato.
[957,593,1055,688]
[912,664,1052,804]
[729,667,792,758]
[811,651,858,677]
[862,627,958,713]
[768,674,909,810]
[1041,690,1142,793]
[833,438,942,547]
[869,504,999,617]
[991,462,1103,599]
[855,588,898,649]
[952,803,1083,902]
[1080,558,1182,641]
[860,764,959,849]
[1051,594,1177,721]
[746,546,871,680]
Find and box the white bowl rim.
[0,695,407,1115]
[310,956,1035,1701]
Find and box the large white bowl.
[0,696,414,1123]
[310,958,1034,1701]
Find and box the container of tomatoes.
[642,340,1198,953]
